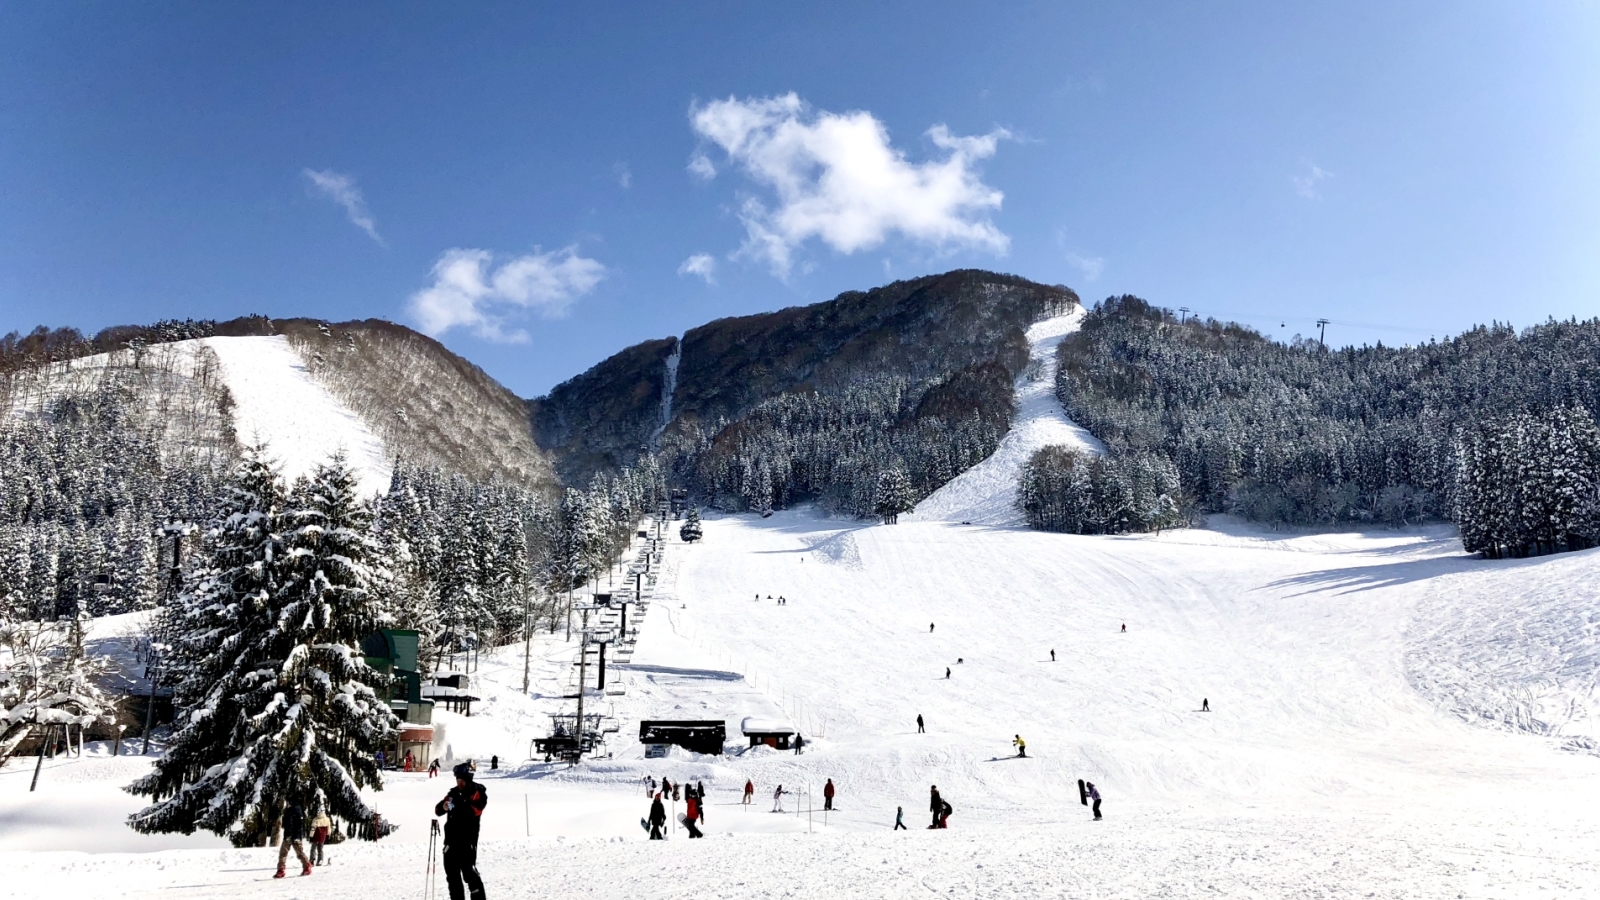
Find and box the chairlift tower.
[1316,318,1331,348]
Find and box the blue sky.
[3,2,1598,396]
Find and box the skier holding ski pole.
[434,762,488,900]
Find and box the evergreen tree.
[679,506,703,543]
[128,451,397,846]
[873,469,914,524]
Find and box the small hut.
[740,716,796,750]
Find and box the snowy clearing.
[8,507,1600,897]
[906,309,1102,526]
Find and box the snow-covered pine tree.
[873,468,914,524]
[679,506,703,543]
[128,450,397,846]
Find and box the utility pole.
[1316,318,1330,348]
[573,630,588,765]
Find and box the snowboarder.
[274,800,311,878]
[697,781,706,822]
[743,780,754,805]
[1050,649,1055,662]
[683,793,703,838]
[1120,623,1126,633]
[1087,781,1102,820]
[928,786,942,828]
[779,595,786,605]
[945,667,950,679]
[939,798,953,828]
[647,793,667,840]
[823,779,835,811]
[1013,735,1027,758]
[429,758,440,778]
[772,785,787,812]
[916,714,925,733]
[893,806,906,830]
[1202,698,1209,712]
[310,811,331,865]
[435,762,488,900]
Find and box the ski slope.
[200,336,391,497]
[10,508,1600,897]
[907,309,1103,526]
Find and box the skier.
[429,758,440,778]
[823,779,835,811]
[1013,735,1027,758]
[1050,649,1055,662]
[928,785,942,828]
[1202,698,1210,712]
[945,667,951,679]
[772,784,787,812]
[683,793,704,838]
[404,751,415,772]
[274,800,311,878]
[893,806,907,830]
[647,792,667,840]
[1087,781,1102,820]
[1120,623,1126,633]
[916,714,925,733]
[435,762,488,900]
[310,810,331,865]
[743,779,754,805]
[375,748,386,770]
[490,754,498,770]
[930,623,934,633]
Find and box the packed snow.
[906,309,1103,526]
[8,505,1600,897]
[200,336,390,497]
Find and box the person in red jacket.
[743,780,754,805]
[683,793,704,838]
[823,779,835,811]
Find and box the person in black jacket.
[928,785,942,828]
[274,800,311,878]
[647,792,667,839]
[435,762,488,900]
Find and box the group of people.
[755,593,790,605]
[272,801,334,878]
[646,778,709,839]
[374,748,443,774]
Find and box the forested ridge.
[1027,295,1600,558]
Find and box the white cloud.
[615,162,632,189]
[689,93,1010,275]
[687,153,717,180]
[1066,252,1104,282]
[678,253,717,284]
[303,168,384,246]
[1293,162,1334,199]
[409,246,605,342]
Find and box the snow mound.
[201,336,391,497]
[906,308,1102,526]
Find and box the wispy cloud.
[678,253,716,284]
[1293,162,1334,199]
[1065,252,1104,282]
[302,168,384,246]
[689,93,1010,276]
[687,153,717,181]
[615,162,632,189]
[409,246,605,342]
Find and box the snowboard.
[1077,778,1088,806]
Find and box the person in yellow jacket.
[1013,735,1027,758]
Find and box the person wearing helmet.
[434,762,488,900]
